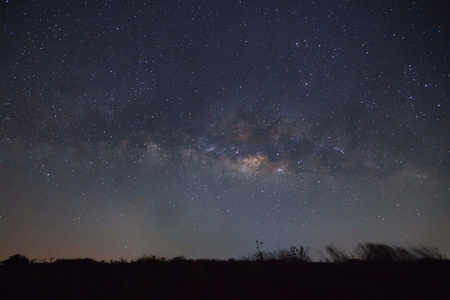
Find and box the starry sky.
[1,0,449,261]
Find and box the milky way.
[1,1,449,260]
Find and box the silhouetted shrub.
[135,255,167,264]
[170,256,187,262]
[53,258,99,266]
[2,254,30,267]
[276,246,311,262]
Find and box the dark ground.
[1,259,449,299]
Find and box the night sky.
[1,0,449,261]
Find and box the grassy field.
[1,245,449,299]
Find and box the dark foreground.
[1,259,449,299]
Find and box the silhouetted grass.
[410,245,445,260]
[323,245,353,262]
[330,243,446,263]
[240,242,446,263]
[1,245,449,299]
[1,243,445,268]
[243,245,311,262]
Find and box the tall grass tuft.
[243,245,311,262]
